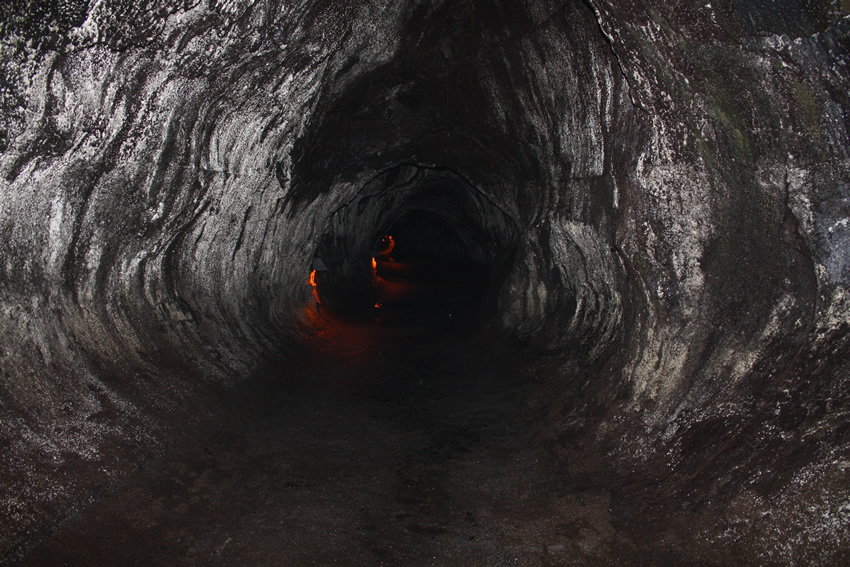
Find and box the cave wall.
[574,4,849,560]
[1,0,848,561]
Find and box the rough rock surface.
[1,0,848,563]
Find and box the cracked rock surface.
[1,0,849,563]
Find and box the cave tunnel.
[1,0,849,564]
[311,166,514,325]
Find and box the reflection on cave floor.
[22,309,689,565]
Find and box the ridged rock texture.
[1,0,849,563]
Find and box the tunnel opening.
[307,165,518,331]
[370,208,492,327]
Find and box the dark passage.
[310,169,513,328]
[372,257,488,328]
[368,209,492,327]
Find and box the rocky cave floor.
[20,273,739,566]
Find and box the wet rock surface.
[1,0,849,563]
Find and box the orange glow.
[377,235,395,256]
[309,269,320,307]
[371,257,377,270]
[374,302,382,308]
